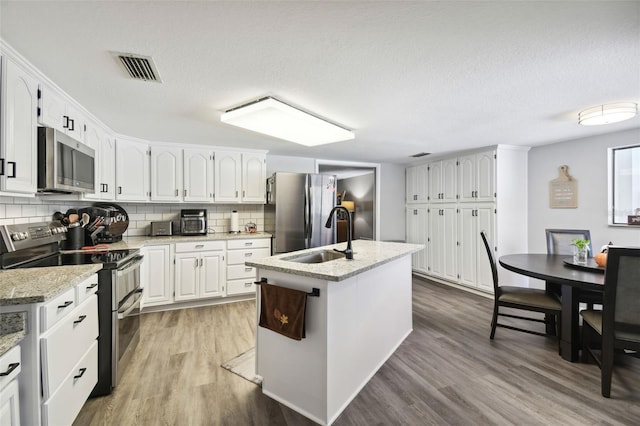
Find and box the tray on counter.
[562,258,605,273]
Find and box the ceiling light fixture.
[220,97,354,146]
[578,102,638,126]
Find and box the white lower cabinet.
[0,346,21,426]
[174,241,226,301]
[226,238,271,296]
[1,273,98,426]
[141,244,174,306]
[458,204,495,292]
[429,204,457,281]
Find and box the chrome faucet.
[325,206,353,260]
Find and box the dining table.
[498,253,605,362]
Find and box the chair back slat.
[545,229,592,257]
[480,231,499,293]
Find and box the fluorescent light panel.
[221,97,354,146]
[578,102,637,126]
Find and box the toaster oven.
[180,209,207,235]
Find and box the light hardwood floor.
[74,277,640,425]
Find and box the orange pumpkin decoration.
[594,252,607,267]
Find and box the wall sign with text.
[549,165,577,209]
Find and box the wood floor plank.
[74,278,640,426]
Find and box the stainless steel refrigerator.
[265,172,337,254]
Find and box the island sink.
[282,249,346,264]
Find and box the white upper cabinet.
[241,152,266,203]
[84,119,116,200]
[183,148,214,202]
[406,164,428,204]
[115,138,150,201]
[37,85,84,142]
[1,56,38,194]
[458,150,495,202]
[150,146,183,202]
[428,158,457,203]
[214,151,242,203]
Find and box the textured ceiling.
[1,1,638,164]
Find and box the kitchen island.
[245,240,423,425]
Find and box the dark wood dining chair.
[580,247,640,398]
[545,228,602,310]
[481,231,562,345]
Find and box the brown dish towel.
[259,283,308,340]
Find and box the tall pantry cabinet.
[405,145,529,292]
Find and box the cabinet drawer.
[175,240,225,253]
[227,279,257,296]
[227,264,257,280]
[227,248,271,265]
[42,341,98,426]
[75,274,99,305]
[227,238,270,250]
[41,287,76,331]
[41,295,98,399]
[0,345,21,390]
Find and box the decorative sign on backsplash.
[549,165,578,208]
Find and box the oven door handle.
[118,288,143,319]
[116,255,144,277]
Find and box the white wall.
[528,128,640,254]
[266,154,406,242]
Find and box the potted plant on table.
[571,238,590,265]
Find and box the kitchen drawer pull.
[244,242,253,246]
[244,282,252,287]
[74,368,87,380]
[195,244,204,249]
[7,162,16,178]
[244,253,252,257]
[245,267,252,272]
[57,300,73,309]
[0,362,19,376]
[86,283,98,291]
[73,315,87,325]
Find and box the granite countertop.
[245,240,424,282]
[0,312,26,357]
[82,232,272,251]
[0,264,102,305]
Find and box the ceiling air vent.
[410,152,431,158]
[112,52,162,82]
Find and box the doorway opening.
[316,160,380,242]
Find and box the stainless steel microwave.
[37,127,95,193]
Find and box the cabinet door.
[415,164,429,203]
[475,205,495,292]
[406,206,428,273]
[405,166,417,203]
[442,159,457,203]
[429,205,457,279]
[0,379,20,426]
[183,148,213,202]
[101,134,116,200]
[475,151,495,202]
[200,251,224,298]
[458,206,477,287]
[1,57,38,193]
[214,151,241,202]
[64,102,84,141]
[142,245,173,305]
[428,161,442,202]
[37,85,67,132]
[175,253,199,301]
[457,154,476,202]
[83,122,103,200]
[151,146,183,201]
[242,152,266,202]
[115,138,149,201]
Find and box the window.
[610,144,640,225]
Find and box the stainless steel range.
[0,221,143,397]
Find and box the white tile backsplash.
[0,199,264,236]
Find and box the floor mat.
[221,347,262,386]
